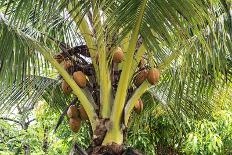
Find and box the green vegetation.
[0,102,91,154]
[0,87,231,154]
[0,0,231,154]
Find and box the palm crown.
[0,0,231,153]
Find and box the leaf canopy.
[0,0,231,127]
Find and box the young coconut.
[61,80,72,94]
[134,69,148,87]
[67,105,79,118]
[73,71,87,88]
[147,68,160,85]
[113,47,124,63]
[79,105,88,120]
[69,118,81,133]
[134,99,143,114]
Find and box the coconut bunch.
[53,46,100,133]
[67,105,81,132]
[133,65,160,113]
[54,49,89,93]
[56,45,122,109]
[134,68,160,87]
[53,43,161,130]
[132,67,160,113]
[67,104,88,132]
[56,45,125,104]
[60,70,87,94]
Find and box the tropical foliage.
[1,87,232,154]
[0,0,231,154]
[128,86,232,155]
[0,101,91,154]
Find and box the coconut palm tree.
[0,0,231,154]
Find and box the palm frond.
[135,0,232,124]
[0,76,53,113]
[103,0,207,45]
[0,18,48,87]
[0,10,86,87]
[0,74,72,115]
[0,0,231,141]
[42,78,73,112]
[1,0,90,45]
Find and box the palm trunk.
[87,121,143,155]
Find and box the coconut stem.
[104,0,148,145]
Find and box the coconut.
[134,99,143,114]
[79,105,88,120]
[113,47,124,63]
[69,118,81,132]
[147,68,160,85]
[134,69,148,87]
[54,54,64,63]
[67,105,79,118]
[61,80,72,94]
[73,71,87,88]
[63,60,73,70]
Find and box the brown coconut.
[67,105,79,118]
[69,118,81,133]
[79,105,88,120]
[61,80,72,94]
[134,99,143,114]
[113,47,124,63]
[147,68,160,85]
[134,69,148,87]
[73,71,87,88]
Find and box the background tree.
[0,100,91,154]
[0,0,231,154]
[127,85,232,155]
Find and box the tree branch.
[27,119,35,124]
[73,143,88,155]
[0,117,23,126]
